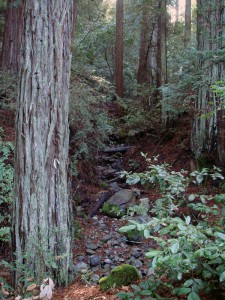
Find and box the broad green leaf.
[196,174,204,184]
[178,223,186,231]
[140,290,152,296]
[177,287,192,295]
[188,291,201,300]
[145,250,162,258]
[188,194,196,202]
[186,216,191,225]
[117,292,134,299]
[131,285,141,292]
[220,271,225,282]
[215,232,225,241]
[144,229,151,239]
[170,240,180,254]
[127,177,140,185]
[184,279,194,287]
[119,225,136,233]
[152,256,157,268]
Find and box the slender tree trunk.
[159,0,167,86]
[1,0,24,73]
[115,0,124,98]
[184,0,191,47]
[191,1,225,165]
[137,2,151,84]
[137,0,167,102]
[13,0,74,286]
[175,0,179,23]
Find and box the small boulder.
[99,264,140,290]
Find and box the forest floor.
[0,106,223,300]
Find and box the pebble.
[101,234,112,242]
[86,249,96,255]
[104,258,113,264]
[88,255,102,267]
[85,242,100,250]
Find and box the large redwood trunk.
[13,0,74,286]
[191,1,225,165]
[115,0,124,98]
[1,0,24,73]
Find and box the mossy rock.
[125,228,145,243]
[102,202,125,218]
[99,264,140,290]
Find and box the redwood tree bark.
[115,0,124,98]
[191,1,225,165]
[184,0,191,47]
[137,0,167,103]
[13,0,74,285]
[1,0,24,73]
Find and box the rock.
[77,255,85,261]
[131,248,142,258]
[101,234,112,242]
[99,223,108,231]
[86,249,96,255]
[132,259,143,269]
[108,189,140,207]
[104,258,113,264]
[88,255,102,267]
[99,264,140,290]
[85,242,100,250]
[91,274,100,283]
[74,262,88,274]
[109,182,122,192]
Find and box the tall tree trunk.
[184,0,191,47]
[1,0,24,73]
[191,1,225,165]
[137,1,151,84]
[137,0,167,102]
[115,0,124,98]
[159,0,167,86]
[13,0,74,286]
[175,0,179,23]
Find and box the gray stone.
[101,234,112,242]
[91,274,100,283]
[119,258,125,262]
[85,242,100,250]
[77,255,85,261]
[107,189,140,209]
[86,249,96,255]
[74,262,88,274]
[104,258,113,264]
[109,182,122,192]
[99,223,108,231]
[132,259,143,269]
[88,255,102,267]
[131,248,142,258]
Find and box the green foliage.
[102,202,125,218]
[118,157,225,298]
[0,128,14,243]
[0,72,17,110]
[69,73,112,177]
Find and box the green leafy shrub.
[118,157,225,299]
[0,129,14,243]
[69,73,112,180]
